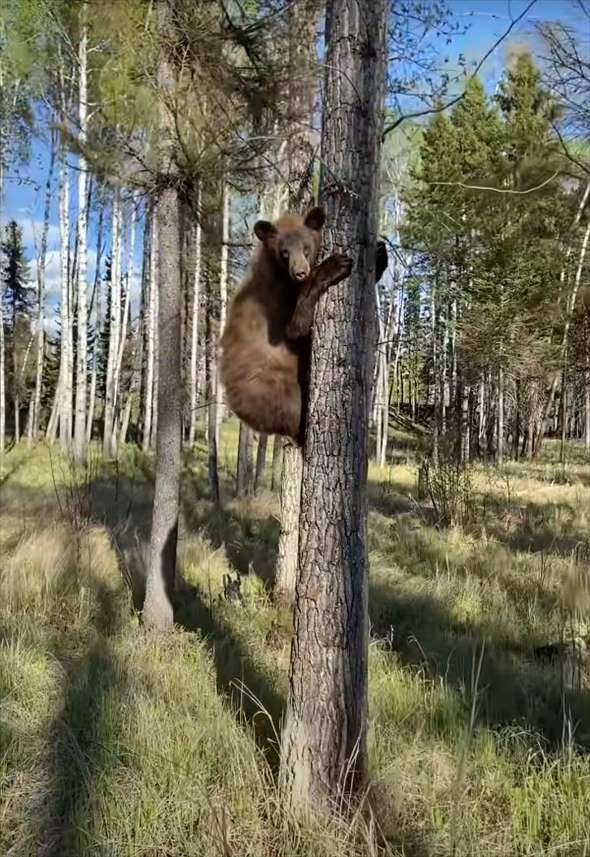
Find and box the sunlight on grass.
[1,436,590,855]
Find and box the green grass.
[1,432,590,855]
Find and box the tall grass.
[0,438,589,856]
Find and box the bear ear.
[254,220,277,242]
[304,206,325,231]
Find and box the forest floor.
[1,427,590,857]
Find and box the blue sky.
[1,0,587,317]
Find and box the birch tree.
[73,0,89,462]
[280,0,387,814]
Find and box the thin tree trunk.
[103,188,122,457]
[86,207,104,444]
[214,183,230,450]
[188,189,202,446]
[236,421,253,497]
[254,433,268,492]
[497,366,504,467]
[73,2,88,462]
[143,209,157,451]
[58,143,72,448]
[29,135,57,445]
[534,192,590,456]
[111,195,136,450]
[280,0,387,814]
[271,434,282,490]
[144,186,182,630]
[585,347,590,455]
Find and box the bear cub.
[219,206,387,446]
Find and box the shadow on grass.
[39,572,130,857]
[91,465,285,765]
[369,573,590,750]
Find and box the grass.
[1,429,590,855]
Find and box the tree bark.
[103,188,122,457]
[236,420,253,497]
[270,434,282,491]
[73,2,88,462]
[58,142,72,448]
[143,187,182,630]
[28,134,56,445]
[188,189,202,446]
[280,0,387,815]
[254,433,268,492]
[274,0,322,605]
[143,208,157,451]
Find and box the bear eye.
[281,249,289,259]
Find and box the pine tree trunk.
[143,209,157,451]
[188,191,202,446]
[236,421,253,497]
[144,186,182,630]
[73,3,88,462]
[254,433,268,492]
[497,366,504,467]
[271,434,282,491]
[58,143,72,448]
[274,0,322,606]
[280,0,387,814]
[103,188,122,458]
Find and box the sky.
[1,0,588,322]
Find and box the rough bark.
[270,434,282,491]
[254,433,268,492]
[274,0,322,605]
[143,209,157,451]
[73,2,88,462]
[236,420,253,497]
[143,188,182,630]
[103,188,122,458]
[280,0,387,815]
[188,190,202,446]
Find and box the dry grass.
[1,433,590,856]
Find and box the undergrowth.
[1,434,589,856]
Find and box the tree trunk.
[86,207,104,444]
[254,433,268,492]
[28,134,56,445]
[236,421,253,497]
[58,143,72,448]
[73,3,88,462]
[143,186,182,630]
[214,182,230,448]
[111,194,136,451]
[103,188,122,458]
[497,366,504,467]
[280,0,387,815]
[534,189,590,457]
[271,434,282,490]
[274,0,322,606]
[188,189,202,446]
[143,208,157,451]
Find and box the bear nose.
[294,271,307,282]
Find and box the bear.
[219,206,387,446]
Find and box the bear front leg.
[285,254,353,340]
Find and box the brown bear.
[219,206,387,446]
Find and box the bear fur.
[219,206,387,445]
